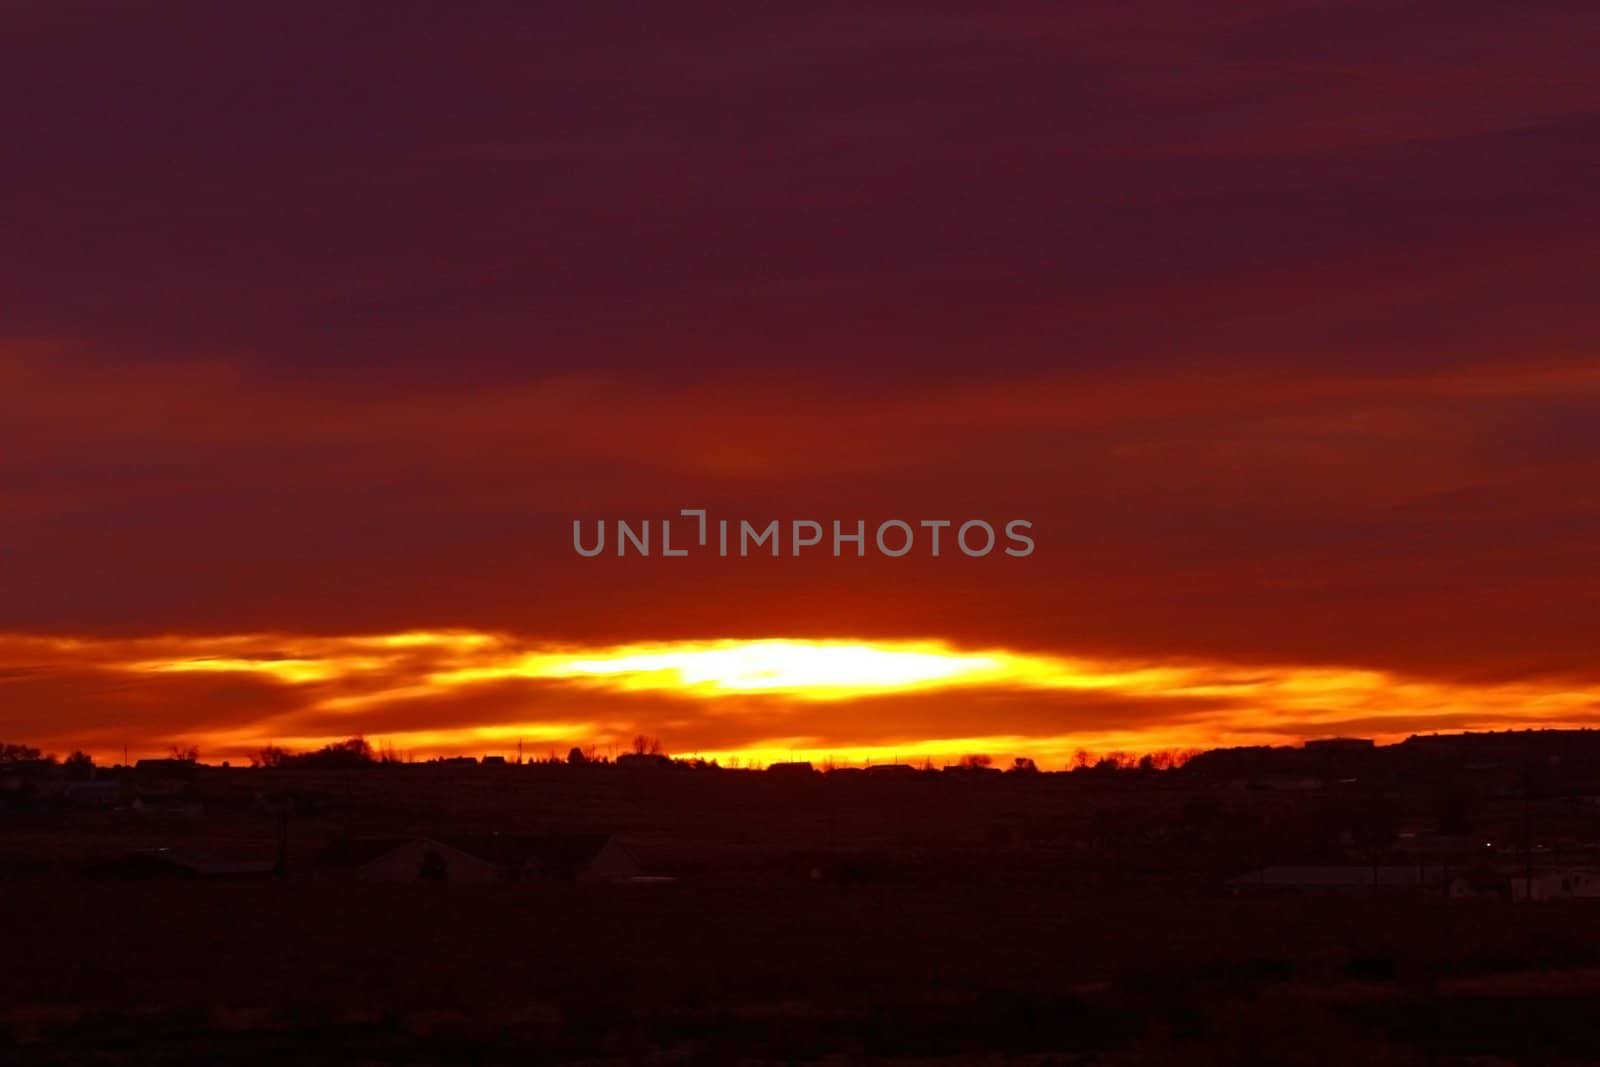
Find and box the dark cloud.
[2,3,1598,753]
[4,2,1596,377]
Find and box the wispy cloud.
[3,630,1597,765]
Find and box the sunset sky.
[4,2,1599,765]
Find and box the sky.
[3,1,1599,765]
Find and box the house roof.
[317,837,415,868]
[85,847,277,879]
[318,833,620,875]
[444,833,617,874]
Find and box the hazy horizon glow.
[4,630,1599,766]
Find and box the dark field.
[7,764,1600,1064]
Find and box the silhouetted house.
[132,794,204,818]
[1182,745,1285,779]
[1511,868,1600,901]
[616,752,674,770]
[1448,869,1511,899]
[941,764,1002,777]
[318,834,636,883]
[1393,832,1475,857]
[1228,865,1449,896]
[434,756,478,767]
[85,847,276,881]
[62,780,124,807]
[252,789,337,816]
[134,758,199,782]
[0,758,55,782]
[864,763,917,777]
[767,761,815,776]
[0,768,52,813]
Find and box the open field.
[8,882,1600,1064]
[8,765,1600,1062]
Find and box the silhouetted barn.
[318,834,636,883]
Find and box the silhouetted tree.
[567,746,589,766]
[169,745,200,763]
[959,753,993,769]
[631,735,663,756]
[1092,753,1128,773]
[1009,757,1039,774]
[251,738,375,769]
[63,751,95,778]
[0,743,46,763]
[298,737,374,768]
[253,745,289,768]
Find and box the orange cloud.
[3,630,1598,767]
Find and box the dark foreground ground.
[9,883,1600,1065]
[7,763,1600,1063]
